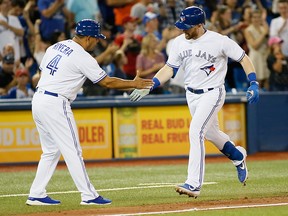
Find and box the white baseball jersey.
[38,39,107,101]
[269,16,288,56]
[167,30,245,89]
[0,14,23,61]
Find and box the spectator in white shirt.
[269,0,288,57]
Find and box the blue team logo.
[200,64,215,76]
[46,55,62,76]
[180,15,186,22]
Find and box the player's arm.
[239,54,259,104]
[98,75,153,90]
[153,64,174,88]
[130,64,174,102]
[239,54,256,76]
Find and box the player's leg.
[26,94,61,205]
[205,115,248,184]
[46,99,111,205]
[176,87,225,197]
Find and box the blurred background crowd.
[0,0,287,99]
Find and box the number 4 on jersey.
[46,55,62,76]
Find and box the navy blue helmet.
[175,6,206,30]
[75,19,106,39]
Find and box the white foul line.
[1,182,287,216]
[0,182,217,198]
[99,203,288,216]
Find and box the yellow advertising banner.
[74,109,112,160]
[0,109,112,163]
[114,104,246,158]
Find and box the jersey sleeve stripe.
[166,62,180,69]
[236,51,245,62]
[92,73,107,84]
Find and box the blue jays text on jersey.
[179,49,216,64]
[195,50,216,63]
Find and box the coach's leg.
[28,94,61,198]
[28,123,61,198]
[48,100,99,201]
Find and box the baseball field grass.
[0,157,288,216]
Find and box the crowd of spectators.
[0,0,287,99]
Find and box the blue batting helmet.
[75,19,106,39]
[175,6,206,30]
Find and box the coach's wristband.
[151,77,160,91]
[248,72,257,82]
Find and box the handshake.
[128,76,153,102]
[129,77,161,102]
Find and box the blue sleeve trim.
[151,77,160,91]
[166,62,180,78]
[172,67,179,78]
[236,51,245,62]
[248,72,257,82]
[92,73,107,84]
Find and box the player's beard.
[184,32,196,40]
[183,29,198,40]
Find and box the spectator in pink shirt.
[136,33,165,94]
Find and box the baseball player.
[26,19,153,206]
[130,6,259,198]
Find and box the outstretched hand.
[246,81,259,104]
[133,76,153,89]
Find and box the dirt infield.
[3,151,288,216]
[18,197,288,216]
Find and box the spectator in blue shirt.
[37,0,71,41]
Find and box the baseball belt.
[36,87,70,101]
[187,87,214,94]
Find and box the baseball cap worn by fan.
[268,36,284,46]
[143,12,158,25]
[75,19,106,39]
[15,68,29,77]
[3,53,15,64]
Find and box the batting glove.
[246,81,259,104]
[130,89,150,102]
